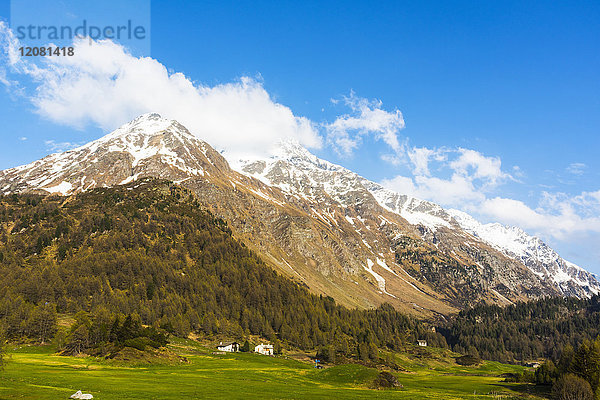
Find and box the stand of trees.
[0,179,447,359]
[532,337,600,399]
[443,295,600,363]
[60,309,168,356]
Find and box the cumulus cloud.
[381,145,512,209]
[480,196,600,240]
[0,22,322,160]
[406,146,445,176]
[382,174,486,206]
[326,91,405,156]
[381,140,600,243]
[449,148,510,186]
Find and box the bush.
[123,337,156,351]
[552,374,594,400]
[456,355,480,366]
[316,346,336,364]
[373,371,402,389]
[241,340,251,352]
[139,327,168,348]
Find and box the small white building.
[254,343,274,356]
[417,340,427,347]
[217,341,240,352]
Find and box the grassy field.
[0,339,549,399]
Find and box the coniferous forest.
[444,296,600,397]
[0,179,446,358]
[2,178,600,397]
[444,295,600,363]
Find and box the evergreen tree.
[241,340,251,352]
[0,181,447,356]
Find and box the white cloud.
[382,174,486,207]
[480,196,600,240]
[449,148,510,186]
[407,146,444,176]
[45,140,81,153]
[381,143,600,243]
[381,145,511,209]
[326,91,405,156]
[0,24,322,161]
[566,162,586,176]
[384,170,600,241]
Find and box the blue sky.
[0,1,599,273]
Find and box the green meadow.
[0,339,548,400]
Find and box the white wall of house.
[217,343,239,352]
[254,344,274,355]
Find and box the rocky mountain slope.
[447,209,599,297]
[236,140,598,299]
[1,113,596,317]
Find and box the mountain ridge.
[234,138,598,299]
[1,113,597,316]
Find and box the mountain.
[447,209,599,297]
[231,143,599,301]
[0,113,229,194]
[0,179,449,352]
[1,113,596,317]
[233,140,599,299]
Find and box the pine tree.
[241,340,251,352]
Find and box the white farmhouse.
[216,341,240,352]
[254,343,274,356]
[417,340,427,347]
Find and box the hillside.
[0,179,447,353]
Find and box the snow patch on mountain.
[365,259,396,298]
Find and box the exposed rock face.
[235,141,562,308]
[1,113,596,318]
[447,209,599,297]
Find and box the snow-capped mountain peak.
[447,209,599,297]
[0,113,218,196]
[2,115,597,306]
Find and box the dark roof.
[217,341,239,347]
